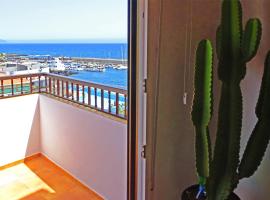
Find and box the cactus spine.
[191,0,269,200]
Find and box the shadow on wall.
[25,98,40,157]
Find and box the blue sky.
[0,0,127,43]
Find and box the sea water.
[0,43,128,89]
[0,43,128,59]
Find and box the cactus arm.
[191,40,213,182]
[242,18,262,62]
[238,121,270,179]
[238,52,270,179]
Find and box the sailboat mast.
[121,45,124,65]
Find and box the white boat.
[115,65,128,70]
[85,66,105,72]
[76,67,84,71]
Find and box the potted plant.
[182,0,270,199]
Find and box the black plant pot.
[182,185,240,200]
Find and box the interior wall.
[39,95,127,200]
[0,94,40,166]
[146,0,270,200]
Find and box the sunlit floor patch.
[0,155,102,200]
[0,162,55,199]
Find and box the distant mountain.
[0,39,6,43]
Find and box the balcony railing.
[0,73,128,119]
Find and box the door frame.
[127,0,138,199]
[137,0,148,200]
[128,0,148,199]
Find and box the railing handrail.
[44,73,127,95]
[0,73,42,80]
[0,72,128,119]
[0,73,127,95]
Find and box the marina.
[0,43,128,89]
[0,53,127,89]
[1,53,128,74]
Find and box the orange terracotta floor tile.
[0,155,103,200]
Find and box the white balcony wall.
[39,95,127,200]
[0,94,127,200]
[0,94,40,166]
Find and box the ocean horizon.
[0,43,128,59]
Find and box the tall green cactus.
[191,0,270,200]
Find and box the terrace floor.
[0,154,103,200]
